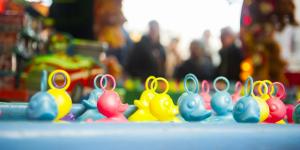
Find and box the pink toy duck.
[232,81,242,104]
[96,74,128,122]
[264,82,287,124]
[200,80,211,110]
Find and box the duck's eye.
[270,104,277,112]
[235,102,244,113]
[188,101,196,109]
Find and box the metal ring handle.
[145,76,158,91]
[48,69,71,90]
[213,76,230,92]
[99,74,116,91]
[252,81,268,100]
[152,77,169,95]
[93,74,107,90]
[273,82,286,100]
[244,76,253,97]
[184,73,199,94]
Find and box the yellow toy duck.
[252,80,270,122]
[129,76,158,121]
[47,70,72,121]
[149,77,180,122]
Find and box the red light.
[243,15,252,26]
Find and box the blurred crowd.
[123,20,243,82]
[43,0,245,82]
[40,0,300,83]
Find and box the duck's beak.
[134,100,144,109]
[190,109,212,119]
[119,103,128,112]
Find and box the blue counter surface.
[0,122,299,150]
[0,102,300,150]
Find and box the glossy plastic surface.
[233,77,260,123]
[211,76,233,116]
[129,76,158,121]
[81,74,106,121]
[252,81,270,122]
[47,70,72,121]
[27,70,58,120]
[149,77,180,122]
[265,82,287,123]
[97,74,128,122]
[178,74,211,121]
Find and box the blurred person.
[94,0,132,66]
[106,28,134,67]
[166,37,182,78]
[216,27,243,81]
[275,25,300,72]
[125,20,166,80]
[200,29,221,67]
[174,40,214,80]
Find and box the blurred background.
[0,0,300,105]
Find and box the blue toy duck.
[178,73,211,122]
[27,70,58,120]
[206,76,234,123]
[77,74,106,121]
[233,76,260,123]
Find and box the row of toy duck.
[27,70,129,122]
[128,73,300,124]
[27,70,300,124]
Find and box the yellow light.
[241,61,251,72]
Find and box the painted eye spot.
[270,104,277,112]
[188,101,196,109]
[235,102,244,113]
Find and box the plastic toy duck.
[149,77,180,122]
[233,76,260,123]
[211,76,233,116]
[96,74,128,122]
[129,76,158,121]
[232,81,242,104]
[82,74,105,109]
[178,73,211,122]
[79,74,106,121]
[27,70,58,120]
[264,82,287,124]
[47,70,73,121]
[251,80,270,122]
[200,80,212,110]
